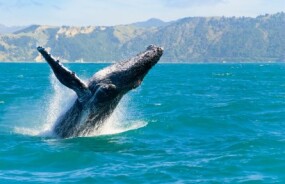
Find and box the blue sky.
[0,0,284,26]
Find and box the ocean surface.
[0,63,285,183]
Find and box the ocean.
[0,63,285,183]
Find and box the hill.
[0,13,284,62]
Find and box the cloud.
[31,0,43,6]
[12,0,40,8]
[0,0,284,26]
[0,0,41,9]
[52,4,62,10]
[161,0,225,8]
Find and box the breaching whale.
[37,45,163,138]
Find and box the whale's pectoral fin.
[37,46,91,102]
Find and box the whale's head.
[91,45,163,100]
[113,45,163,92]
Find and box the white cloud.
[161,0,225,8]
[0,0,284,26]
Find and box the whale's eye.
[133,79,142,89]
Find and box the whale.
[37,45,163,138]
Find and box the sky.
[0,0,284,26]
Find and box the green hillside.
[0,13,284,62]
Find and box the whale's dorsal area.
[37,45,163,138]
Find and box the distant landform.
[0,13,284,62]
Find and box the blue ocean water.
[0,63,285,183]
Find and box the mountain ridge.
[0,13,284,62]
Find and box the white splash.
[88,96,147,136]
[15,73,146,138]
[14,74,75,137]
[41,74,76,136]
